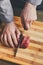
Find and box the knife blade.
[14,33,24,57]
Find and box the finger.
[29,20,33,26]
[21,17,28,30]
[15,28,20,40]
[23,20,32,30]
[3,33,9,47]
[1,34,4,44]
[17,29,20,40]
[11,32,18,47]
[7,32,14,48]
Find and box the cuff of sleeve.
[27,0,42,6]
[0,15,14,23]
[2,15,14,23]
[5,17,14,23]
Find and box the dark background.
[37,0,43,10]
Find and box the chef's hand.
[1,22,20,48]
[20,2,37,30]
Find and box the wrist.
[25,2,36,9]
[25,2,36,8]
[5,21,14,26]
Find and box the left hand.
[20,2,37,30]
[1,22,20,48]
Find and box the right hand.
[1,22,20,48]
[20,3,37,30]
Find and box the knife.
[14,33,24,57]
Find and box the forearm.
[26,0,42,6]
[0,0,13,23]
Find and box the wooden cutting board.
[0,16,43,65]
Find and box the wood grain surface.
[0,16,43,65]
